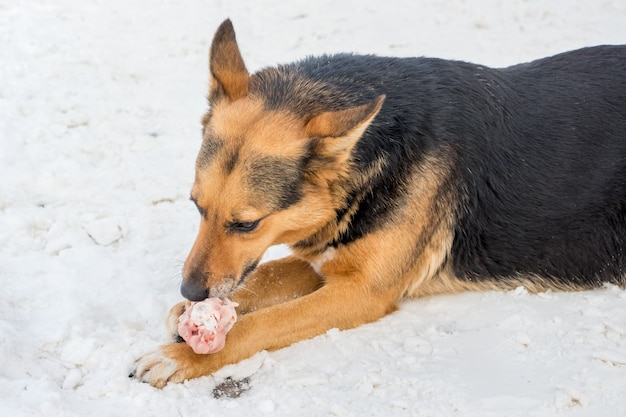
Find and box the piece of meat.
[177,298,238,354]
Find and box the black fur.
[451,46,626,285]
[253,46,626,286]
[248,156,304,210]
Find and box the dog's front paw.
[130,342,226,388]
[130,345,186,388]
[165,301,191,343]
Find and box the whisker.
[161,258,184,286]
[236,284,258,297]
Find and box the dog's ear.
[306,95,385,162]
[209,19,249,103]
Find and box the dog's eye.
[230,220,260,233]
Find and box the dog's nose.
[180,279,209,301]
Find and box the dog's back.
[256,46,626,288]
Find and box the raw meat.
[177,298,238,354]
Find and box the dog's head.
[181,19,384,300]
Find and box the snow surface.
[2,0,626,416]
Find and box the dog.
[131,19,626,388]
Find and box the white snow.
[1,0,626,415]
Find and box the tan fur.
[305,96,385,156]
[185,97,336,296]
[208,19,249,102]
[231,257,324,314]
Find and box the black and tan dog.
[131,19,626,387]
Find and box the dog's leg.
[131,270,400,388]
[230,256,324,313]
[164,257,322,343]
